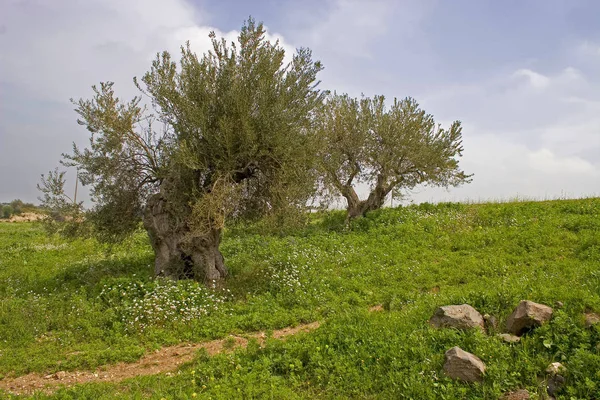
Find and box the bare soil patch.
[0,322,320,396]
[0,213,44,223]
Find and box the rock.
[545,362,566,397]
[554,301,564,309]
[546,362,566,375]
[430,304,484,331]
[547,374,565,397]
[53,371,67,380]
[506,300,553,336]
[498,333,521,343]
[499,389,530,400]
[443,346,486,382]
[584,312,600,327]
[484,314,498,331]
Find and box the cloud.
[512,67,583,91]
[578,40,600,57]
[529,148,597,175]
[0,0,295,103]
[406,133,600,204]
[513,69,551,89]
[171,26,295,69]
[384,62,600,204]
[282,0,436,97]
[301,0,395,58]
[0,0,297,202]
[1,0,599,206]
[423,64,598,147]
[1,0,197,102]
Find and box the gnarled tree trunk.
[343,175,391,221]
[143,194,227,283]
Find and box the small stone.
[546,362,566,375]
[547,374,566,397]
[554,301,564,309]
[484,314,498,331]
[499,389,530,400]
[53,371,67,380]
[506,300,553,336]
[584,312,600,328]
[443,346,486,382]
[498,333,521,343]
[430,304,485,330]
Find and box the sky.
[1,0,599,205]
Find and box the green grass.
[1,198,600,399]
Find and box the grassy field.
[1,198,599,399]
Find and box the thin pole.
[73,169,79,204]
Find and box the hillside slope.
[0,198,599,399]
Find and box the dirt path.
[0,322,320,396]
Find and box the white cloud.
[561,66,583,81]
[1,0,190,101]
[529,148,597,174]
[283,0,436,97]
[392,62,600,204]
[511,67,583,90]
[1,0,599,205]
[303,0,393,58]
[0,0,296,103]
[407,133,600,204]
[0,0,298,202]
[513,68,551,89]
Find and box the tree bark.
[143,193,228,283]
[343,174,391,221]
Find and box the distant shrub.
[9,199,23,215]
[0,199,40,219]
[1,205,13,219]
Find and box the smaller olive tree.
[317,93,471,220]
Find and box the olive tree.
[40,19,325,282]
[317,93,471,220]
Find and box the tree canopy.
[41,19,325,281]
[316,93,471,220]
[39,18,471,283]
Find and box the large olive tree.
[317,93,471,220]
[40,19,325,282]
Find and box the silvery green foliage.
[40,18,326,280]
[317,94,472,219]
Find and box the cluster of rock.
[428,300,599,399]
